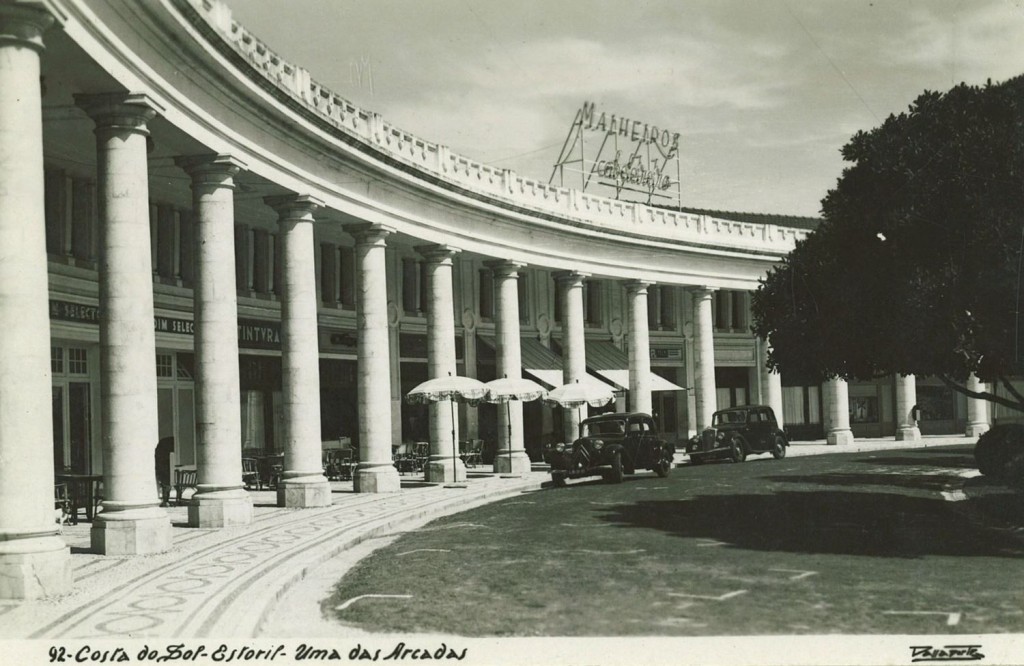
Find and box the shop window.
[156,353,174,379]
[68,348,88,375]
[51,346,64,374]
[849,395,879,423]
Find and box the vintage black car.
[545,412,675,485]
[686,405,788,464]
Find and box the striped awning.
[478,335,615,392]
[586,340,687,392]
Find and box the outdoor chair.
[242,457,261,490]
[461,439,484,467]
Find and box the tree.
[751,75,1024,413]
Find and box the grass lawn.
[322,456,1024,636]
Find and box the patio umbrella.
[543,378,616,441]
[405,372,488,487]
[482,375,548,478]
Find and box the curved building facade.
[0,0,987,598]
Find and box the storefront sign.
[50,299,281,350]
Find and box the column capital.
[175,153,247,187]
[264,194,324,221]
[623,279,653,294]
[346,222,395,246]
[484,259,527,278]
[689,285,717,299]
[552,270,591,287]
[75,92,164,135]
[415,243,461,264]
[0,4,56,52]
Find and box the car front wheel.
[771,436,787,459]
[607,451,624,484]
[730,438,746,463]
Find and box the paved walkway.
[0,435,990,640]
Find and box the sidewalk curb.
[242,476,547,638]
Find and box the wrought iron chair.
[461,439,484,467]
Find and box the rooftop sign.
[550,101,682,205]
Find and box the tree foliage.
[751,75,1024,411]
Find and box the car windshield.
[582,419,626,436]
[713,410,747,426]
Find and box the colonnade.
[0,4,997,602]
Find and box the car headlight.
[554,442,565,452]
[593,440,604,451]
[717,431,725,442]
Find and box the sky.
[225,0,1024,218]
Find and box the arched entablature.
[50,0,809,291]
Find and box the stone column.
[76,92,172,555]
[177,154,253,526]
[625,281,653,416]
[691,287,717,430]
[349,224,401,492]
[487,261,531,475]
[417,244,466,484]
[0,5,71,598]
[895,374,921,441]
[555,271,589,442]
[265,195,331,507]
[823,378,854,445]
[759,339,784,428]
[965,374,991,437]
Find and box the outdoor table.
[55,473,102,522]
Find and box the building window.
[234,224,252,292]
[339,246,355,308]
[659,285,676,330]
[320,242,338,305]
[402,258,420,315]
[45,168,68,256]
[479,268,494,320]
[156,353,174,379]
[517,273,528,324]
[552,276,562,324]
[732,291,748,332]
[51,346,64,374]
[252,229,271,294]
[420,261,430,315]
[585,280,602,326]
[68,348,88,375]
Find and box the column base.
[425,457,467,484]
[0,534,71,600]
[966,422,990,438]
[493,451,532,476]
[826,429,855,446]
[91,507,172,555]
[277,475,332,508]
[353,464,401,493]
[896,426,922,442]
[188,488,254,527]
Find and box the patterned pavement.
[0,435,979,641]
[0,471,548,640]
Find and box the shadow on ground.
[760,471,962,492]
[595,490,1024,559]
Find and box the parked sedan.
[686,405,788,464]
[545,412,675,485]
